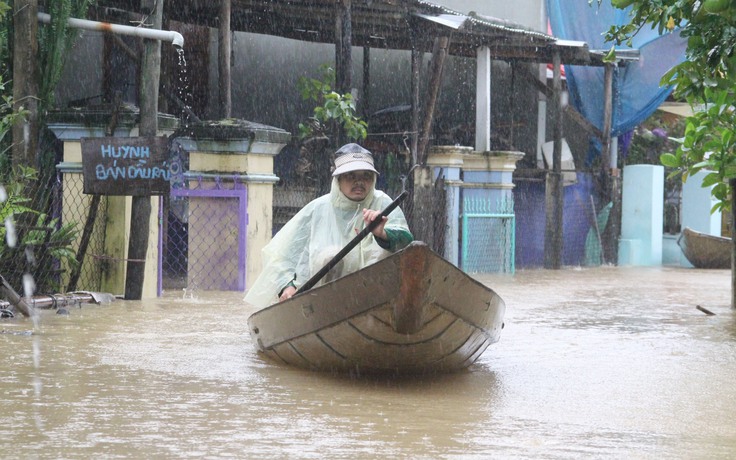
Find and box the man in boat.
[244,143,413,308]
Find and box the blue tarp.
[547,0,687,139]
[514,173,598,268]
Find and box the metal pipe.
[37,12,184,48]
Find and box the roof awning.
[413,13,466,30]
[91,0,600,65]
[657,102,697,118]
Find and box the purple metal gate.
[158,176,248,295]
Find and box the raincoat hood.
[331,176,375,210]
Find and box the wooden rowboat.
[247,241,505,374]
[677,227,731,269]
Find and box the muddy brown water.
[1,266,735,459]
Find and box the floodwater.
[1,266,735,459]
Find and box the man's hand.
[279,285,297,302]
[363,208,388,240]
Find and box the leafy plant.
[0,165,79,293]
[661,87,736,214]
[297,64,368,142]
[627,113,684,166]
[0,165,37,247]
[26,212,80,269]
[0,78,30,168]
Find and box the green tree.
[604,0,736,307]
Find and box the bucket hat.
[332,143,379,176]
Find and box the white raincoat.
[244,177,410,308]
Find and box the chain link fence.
[0,167,107,296]
[161,180,247,294]
[58,174,108,292]
[461,197,515,274]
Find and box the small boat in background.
[677,227,731,269]
[246,242,505,375]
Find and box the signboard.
[81,136,171,196]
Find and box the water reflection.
[1,267,735,458]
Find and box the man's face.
[338,170,375,201]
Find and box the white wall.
[429,0,547,31]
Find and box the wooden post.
[335,0,352,95]
[362,46,370,118]
[0,275,33,318]
[544,51,563,269]
[509,62,516,146]
[601,63,614,175]
[219,0,232,118]
[411,166,437,250]
[600,63,618,265]
[125,0,163,300]
[417,36,449,165]
[410,48,421,165]
[12,0,39,169]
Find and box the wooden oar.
[296,190,408,294]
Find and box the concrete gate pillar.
[404,147,523,270]
[427,145,471,266]
[619,164,664,266]
[462,150,524,205]
[174,120,289,291]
